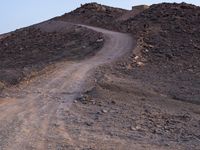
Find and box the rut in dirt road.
[0,22,135,150]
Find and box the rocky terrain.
[0,2,200,150]
[118,5,149,21]
[55,3,128,30]
[55,2,200,149]
[0,21,103,87]
[56,3,200,104]
[117,3,200,104]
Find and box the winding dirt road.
[0,24,134,150]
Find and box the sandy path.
[0,24,134,150]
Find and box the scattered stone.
[0,82,4,91]
[126,64,132,70]
[156,124,162,128]
[85,122,93,126]
[111,100,116,104]
[53,123,59,127]
[130,126,136,131]
[102,109,108,113]
[134,56,139,60]
[96,111,101,115]
[98,103,102,106]
[154,128,163,135]
[136,125,142,130]
[97,38,104,42]
[137,61,145,67]
[90,100,96,105]
[73,100,78,103]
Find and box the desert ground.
[0,2,199,150]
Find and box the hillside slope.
[117,3,200,104]
[0,2,199,150]
[0,23,135,150]
[54,3,200,149]
[55,3,128,30]
[56,2,200,104]
[0,21,103,87]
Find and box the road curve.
[0,23,135,150]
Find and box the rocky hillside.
[0,21,103,86]
[0,2,199,149]
[1,2,199,103]
[58,2,200,70]
[117,3,200,104]
[59,2,200,104]
[55,3,128,30]
[57,3,200,149]
[122,3,200,66]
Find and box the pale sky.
[0,0,199,34]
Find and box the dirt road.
[0,24,134,150]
